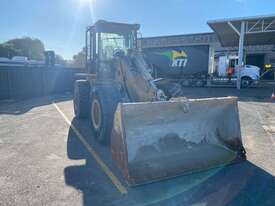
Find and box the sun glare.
[78,0,93,5]
[74,0,96,23]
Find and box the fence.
[0,66,84,100]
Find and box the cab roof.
[87,20,140,34]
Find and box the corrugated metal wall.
[0,66,84,100]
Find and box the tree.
[55,54,66,65]
[0,43,21,58]
[2,37,45,60]
[0,37,68,64]
[73,47,85,68]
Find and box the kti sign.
[159,50,188,68]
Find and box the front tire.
[90,84,121,144]
[73,80,90,118]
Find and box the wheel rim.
[92,99,102,130]
[242,79,250,87]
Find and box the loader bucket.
[111,97,245,185]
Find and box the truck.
[143,46,260,88]
[212,55,260,88]
[143,45,209,87]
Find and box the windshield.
[100,32,134,60]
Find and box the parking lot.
[0,87,275,206]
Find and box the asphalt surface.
[0,88,275,206]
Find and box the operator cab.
[85,20,140,74]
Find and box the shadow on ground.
[64,118,275,206]
[0,93,72,115]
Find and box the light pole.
[237,21,245,89]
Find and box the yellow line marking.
[53,102,128,195]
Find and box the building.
[139,15,275,81]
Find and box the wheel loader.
[73,20,246,186]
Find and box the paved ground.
[0,88,275,206]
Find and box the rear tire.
[241,77,252,88]
[73,80,90,118]
[194,80,204,87]
[90,84,121,144]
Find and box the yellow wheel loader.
[73,20,246,186]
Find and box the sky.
[0,0,275,60]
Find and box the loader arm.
[114,50,166,102]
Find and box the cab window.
[100,32,133,60]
